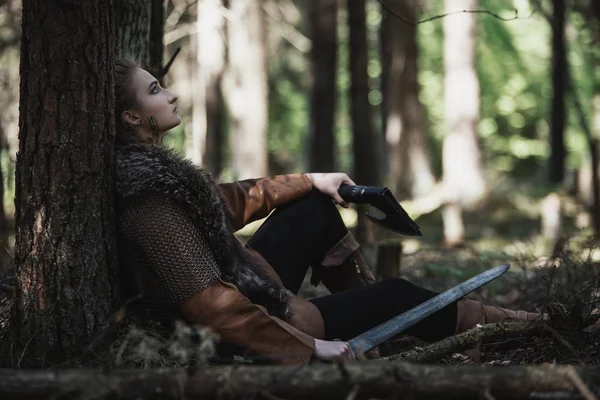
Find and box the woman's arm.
[217,172,358,231]
[217,174,313,231]
[123,195,317,364]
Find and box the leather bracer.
[218,174,313,231]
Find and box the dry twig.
[377,0,534,25]
[566,366,598,400]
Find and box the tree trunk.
[348,0,379,245]
[11,0,118,367]
[308,0,337,173]
[0,124,8,274]
[2,363,600,399]
[114,0,152,67]
[114,0,164,77]
[188,0,226,176]
[594,93,600,236]
[224,0,268,180]
[549,0,567,184]
[376,241,402,279]
[380,1,435,199]
[442,0,485,247]
[149,0,164,82]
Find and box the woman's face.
[124,67,181,143]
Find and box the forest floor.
[321,182,600,367]
[1,184,600,369]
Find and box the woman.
[114,58,541,364]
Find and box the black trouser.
[247,190,457,342]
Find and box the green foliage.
[267,40,310,173]
[163,123,186,153]
[219,0,598,181]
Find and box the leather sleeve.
[123,195,315,364]
[218,174,313,231]
[181,280,315,365]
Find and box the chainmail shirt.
[117,193,222,322]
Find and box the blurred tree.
[380,0,435,199]
[224,0,268,179]
[442,0,486,247]
[0,0,21,203]
[188,0,226,177]
[549,0,567,184]
[0,124,7,273]
[9,0,118,367]
[0,0,19,273]
[348,0,380,245]
[308,0,338,173]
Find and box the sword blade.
[348,263,510,354]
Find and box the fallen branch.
[566,365,598,400]
[388,321,547,363]
[2,361,600,400]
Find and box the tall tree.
[224,0,268,179]
[114,0,165,76]
[442,0,485,247]
[549,0,567,183]
[11,0,118,367]
[189,0,226,176]
[149,0,165,81]
[380,1,435,199]
[347,0,379,244]
[0,124,8,274]
[115,0,152,65]
[308,0,338,173]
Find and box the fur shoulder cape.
[114,144,290,320]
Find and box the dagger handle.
[338,185,385,204]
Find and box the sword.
[348,263,511,355]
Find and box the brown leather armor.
[115,146,320,364]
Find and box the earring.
[136,121,142,126]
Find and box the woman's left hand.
[306,173,356,208]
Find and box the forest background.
[2,0,598,265]
[1,0,600,375]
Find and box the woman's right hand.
[314,339,356,362]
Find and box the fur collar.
[114,144,290,320]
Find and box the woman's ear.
[122,110,141,127]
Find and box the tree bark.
[549,0,567,184]
[11,0,118,367]
[188,0,226,176]
[114,0,152,67]
[442,0,485,247]
[0,124,8,274]
[2,363,600,399]
[347,0,379,245]
[376,241,402,279]
[380,1,435,199]
[308,0,337,173]
[149,0,164,82]
[224,0,269,180]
